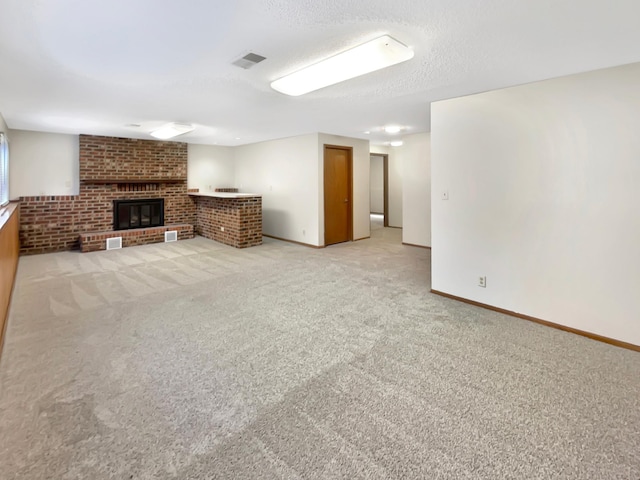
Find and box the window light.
[150,123,195,140]
[271,35,414,96]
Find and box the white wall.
[431,62,640,346]
[319,134,370,241]
[9,130,79,197]
[234,134,321,246]
[0,113,9,203]
[370,145,402,227]
[400,133,431,247]
[187,144,234,192]
[370,155,384,213]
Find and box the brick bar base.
[79,224,194,252]
[195,196,262,248]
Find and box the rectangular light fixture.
[150,123,195,140]
[270,35,414,96]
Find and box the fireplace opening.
[113,198,164,230]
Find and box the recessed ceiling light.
[271,35,414,96]
[364,131,370,134]
[390,140,404,147]
[384,125,402,134]
[150,123,195,140]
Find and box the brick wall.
[19,135,196,254]
[195,196,262,248]
[79,135,187,181]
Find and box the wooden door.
[324,146,352,245]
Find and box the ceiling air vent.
[232,52,267,70]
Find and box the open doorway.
[370,153,389,231]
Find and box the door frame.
[382,154,389,228]
[323,144,353,246]
[370,153,390,227]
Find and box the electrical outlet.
[220,226,225,232]
[478,276,486,288]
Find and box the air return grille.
[106,237,122,250]
[165,231,178,243]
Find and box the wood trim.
[262,234,323,249]
[0,202,20,360]
[431,289,640,353]
[402,242,431,249]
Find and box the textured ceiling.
[0,0,639,146]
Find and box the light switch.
[442,190,449,200]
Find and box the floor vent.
[165,231,178,243]
[106,237,122,250]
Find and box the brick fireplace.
[19,135,196,254]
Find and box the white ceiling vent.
[232,52,267,70]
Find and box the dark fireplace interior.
[113,198,164,230]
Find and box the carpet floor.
[0,217,639,479]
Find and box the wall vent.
[232,52,267,70]
[165,231,178,243]
[106,237,122,250]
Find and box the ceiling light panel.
[271,35,414,96]
[150,123,195,140]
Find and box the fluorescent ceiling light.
[390,140,404,147]
[384,125,402,134]
[150,123,194,140]
[271,35,414,96]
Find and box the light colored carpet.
[1,217,639,479]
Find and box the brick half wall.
[195,196,262,248]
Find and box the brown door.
[324,145,352,245]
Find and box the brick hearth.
[79,224,194,253]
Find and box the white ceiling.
[0,0,639,146]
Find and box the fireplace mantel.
[81,179,186,184]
